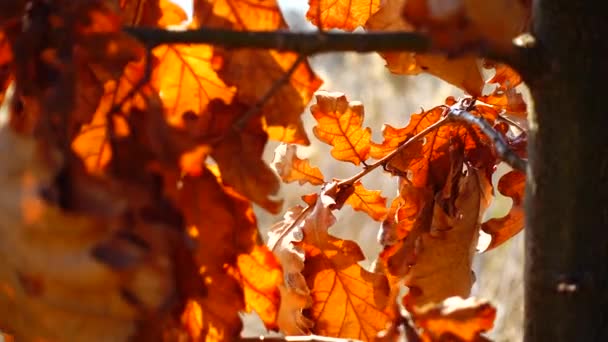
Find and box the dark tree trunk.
[524,0,608,341]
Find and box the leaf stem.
[449,108,527,171]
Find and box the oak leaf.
[412,296,496,341]
[365,0,483,96]
[272,144,325,186]
[477,86,527,119]
[345,181,389,221]
[481,170,525,252]
[194,0,323,144]
[165,170,283,340]
[268,185,390,340]
[311,91,372,165]
[307,0,381,31]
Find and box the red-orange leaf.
[345,181,388,221]
[481,170,525,251]
[307,0,381,31]
[272,144,325,186]
[412,297,497,342]
[311,91,372,165]
[477,86,527,118]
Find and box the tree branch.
[124,28,431,54]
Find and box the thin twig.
[124,28,431,54]
[109,47,154,115]
[337,115,450,187]
[233,54,307,131]
[449,108,527,171]
[239,335,362,342]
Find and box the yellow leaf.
[307,0,381,31]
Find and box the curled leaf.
[481,170,525,251]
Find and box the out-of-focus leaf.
[307,0,381,31]
[193,0,322,144]
[402,0,530,52]
[311,91,372,165]
[345,181,388,221]
[412,296,496,341]
[481,170,525,252]
[272,144,325,186]
[365,0,483,96]
[166,170,282,340]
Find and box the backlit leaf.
[311,91,372,165]
[412,296,496,341]
[299,186,390,340]
[272,144,325,186]
[345,181,388,221]
[307,0,381,31]
[481,170,525,251]
[194,0,323,144]
[365,0,483,96]
[166,170,282,340]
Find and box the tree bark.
[525,0,608,341]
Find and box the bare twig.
[233,54,307,131]
[337,115,450,187]
[449,106,527,172]
[124,28,431,54]
[239,335,362,342]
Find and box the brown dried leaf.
[272,144,325,186]
[403,165,492,308]
[412,296,496,341]
[311,91,372,165]
[481,170,525,252]
[345,181,389,221]
[477,86,527,119]
[307,0,381,31]
[365,0,483,96]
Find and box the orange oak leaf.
[311,91,372,165]
[477,86,527,119]
[272,144,325,186]
[299,185,390,340]
[120,0,188,27]
[365,0,483,96]
[481,170,525,252]
[374,102,498,190]
[412,296,496,341]
[268,185,390,340]
[486,62,523,88]
[345,181,389,221]
[194,0,323,144]
[165,170,283,340]
[307,0,381,31]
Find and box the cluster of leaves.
[0,0,529,341]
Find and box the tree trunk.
[525,0,608,341]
